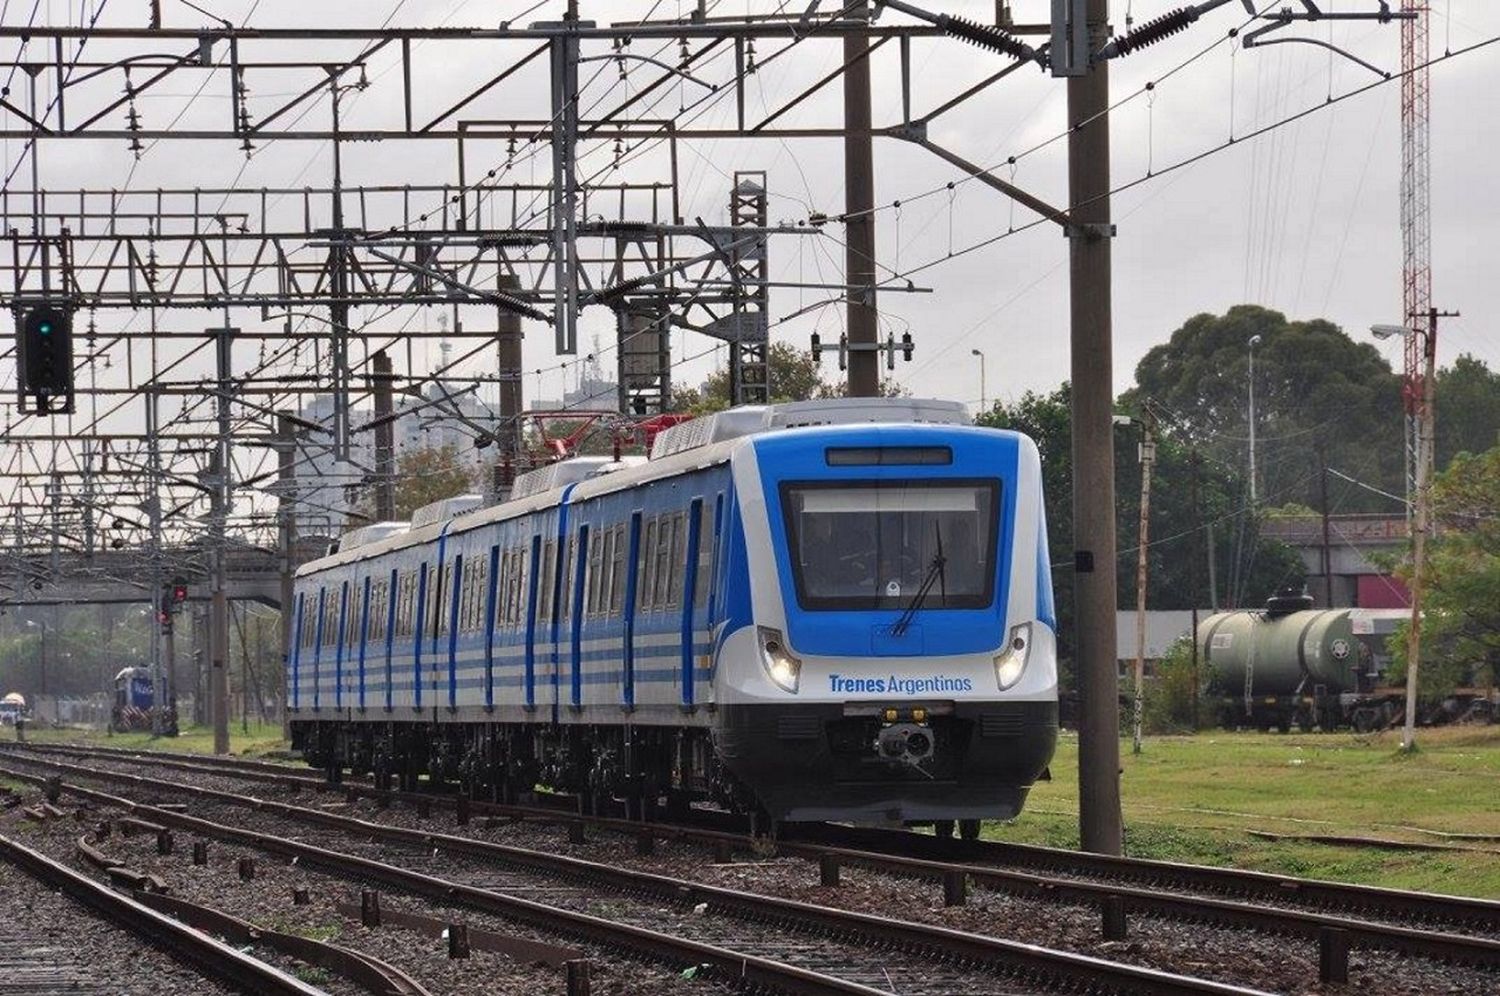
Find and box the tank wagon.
[288,398,1060,833]
[1199,590,1496,731]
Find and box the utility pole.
[1247,334,1261,505]
[1068,0,1122,855]
[277,412,298,738]
[370,353,396,521]
[1132,409,1156,756]
[1318,441,1334,607]
[1401,306,1457,753]
[1188,450,1203,726]
[844,7,879,398]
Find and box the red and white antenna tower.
[1399,2,1431,503]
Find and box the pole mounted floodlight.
[1370,324,1414,340]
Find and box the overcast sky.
[1,1,1496,455]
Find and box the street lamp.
[970,349,987,414]
[1246,335,1261,505]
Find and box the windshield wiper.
[891,522,946,637]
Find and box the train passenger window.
[472,556,488,632]
[346,583,362,647]
[694,501,713,606]
[559,535,576,624]
[609,525,627,614]
[653,516,674,608]
[596,528,614,616]
[397,571,415,638]
[538,541,556,622]
[587,527,604,617]
[368,581,385,641]
[668,513,687,609]
[325,593,341,649]
[300,599,315,649]
[639,518,658,612]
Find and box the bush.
[1141,636,1215,733]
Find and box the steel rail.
[0,830,331,996]
[0,755,1273,996]
[17,740,1500,935]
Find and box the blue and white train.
[288,398,1058,830]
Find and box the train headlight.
[993,622,1032,690]
[757,626,802,693]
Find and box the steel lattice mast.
[1399,2,1431,505]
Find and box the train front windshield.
[781,480,999,610]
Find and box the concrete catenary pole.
[1068,0,1123,855]
[211,323,233,755]
[843,9,878,398]
[495,275,524,501]
[371,351,396,522]
[277,412,298,738]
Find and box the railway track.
[0,749,1277,996]
[10,740,1499,943]
[0,829,330,996]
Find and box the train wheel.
[958,819,981,841]
[933,820,956,839]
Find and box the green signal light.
[38,322,52,335]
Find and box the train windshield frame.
[779,478,1000,611]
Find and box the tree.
[1435,354,1500,468]
[673,341,905,413]
[361,443,478,521]
[1388,444,1500,698]
[1125,305,1406,514]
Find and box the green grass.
[18,721,289,757]
[992,725,1500,898]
